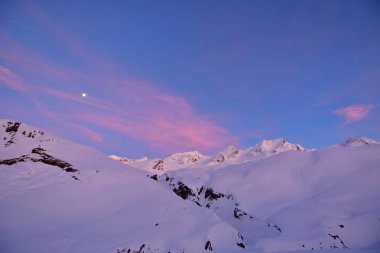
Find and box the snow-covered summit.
[108,154,149,163]
[109,154,132,163]
[213,145,239,164]
[1,120,56,146]
[167,150,205,165]
[342,136,380,147]
[119,138,307,172]
[211,138,305,166]
[254,137,305,153]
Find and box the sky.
[1,0,380,158]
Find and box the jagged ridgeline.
[1,120,380,253]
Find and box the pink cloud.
[33,100,58,118]
[44,88,111,110]
[334,104,374,123]
[0,5,237,154]
[0,30,90,88]
[0,66,29,92]
[77,114,236,153]
[70,124,104,143]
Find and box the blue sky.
[1,0,379,157]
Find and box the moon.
[82,92,87,97]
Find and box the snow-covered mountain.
[1,119,380,253]
[110,138,306,173]
[341,136,380,147]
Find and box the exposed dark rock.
[205,240,213,251]
[204,188,224,201]
[31,147,78,172]
[328,234,339,240]
[1,147,78,175]
[5,122,20,133]
[137,244,145,253]
[215,156,225,163]
[338,224,344,228]
[152,159,164,171]
[273,225,281,232]
[237,242,246,248]
[328,233,347,248]
[4,139,15,147]
[0,155,28,165]
[234,207,248,219]
[197,186,204,195]
[173,181,195,200]
[150,174,158,181]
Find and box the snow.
[1,120,380,253]
[0,120,244,253]
[341,136,380,147]
[113,137,307,174]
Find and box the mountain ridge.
[110,135,379,174]
[1,119,380,253]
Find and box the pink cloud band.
[0,66,29,92]
[334,104,374,123]
[0,5,236,154]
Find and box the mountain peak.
[1,120,55,149]
[342,136,380,147]
[213,145,239,164]
[109,155,149,163]
[255,138,305,153]
[167,150,204,165]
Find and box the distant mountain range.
[109,135,377,173]
[1,120,380,253]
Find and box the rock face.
[0,146,77,173]
[149,172,281,246]
[1,121,78,174]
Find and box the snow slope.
[1,120,380,253]
[0,120,274,253]
[164,145,380,251]
[115,137,380,252]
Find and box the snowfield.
[1,120,380,253]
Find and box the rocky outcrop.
[148,172,281,249]
[0,146,78,173]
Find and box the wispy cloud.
[0,66,30,92]
[44,88,111,110]
[334,104,374,124]
[0,4,236,154]
[70,124,104,143]
[77,112,236,153]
